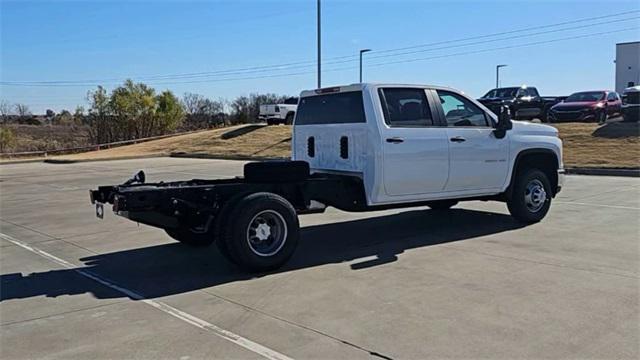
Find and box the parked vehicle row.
[479,85,638,123]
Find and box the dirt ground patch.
[555,122,639,168]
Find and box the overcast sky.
[1,0,639,113]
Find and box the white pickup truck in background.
[91,83,564,272]
[259,97,298,125]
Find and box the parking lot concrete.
[1,158,638,359]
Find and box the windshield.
[482,87,519,99]
[565,91,605,102]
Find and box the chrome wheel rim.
[524,179,547,213]
[246,210,287,257]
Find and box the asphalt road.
[1,158,638,359]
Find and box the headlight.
[594,102,605,108]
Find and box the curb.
[42,154,166,164]
[565,167,640,177]
[0,158,47,165]
[169,152,289,161]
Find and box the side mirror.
[494,106,513,139]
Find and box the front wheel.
[222,192,299,272]
[165,227,213,247]
[507,169,552,223]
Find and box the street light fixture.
[359,49,372,83]
[496,64,508,88]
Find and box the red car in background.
[548,90,622,123]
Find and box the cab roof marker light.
[315,86,341,94]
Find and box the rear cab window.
[378,88,434,127]
[295,91,365,125]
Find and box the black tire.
[597,111,608,124]
[285,112,295,125]
[213,196,244,265]
[222,192,299,272]
[266,119,275,126]
[165,227,213,247]
[507,168,552,223]
[427,200,458,210]
[541,107,551,123]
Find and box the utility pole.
[496,64,508,88]
[359,49,371,83]
[317,0,321,88]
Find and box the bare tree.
[14,103,31,117]
[182,93,225,128]
[0,100,11,123]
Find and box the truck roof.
[299,83,462,97]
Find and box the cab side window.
[607,92,618,101]
[436,90,489,127]
[379,88,434,127]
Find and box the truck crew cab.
[91,84,564,272]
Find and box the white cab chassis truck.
[91,83,564,272]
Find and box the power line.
[2,27,633,89]
[367,27,637,68]
[2,9,638,86]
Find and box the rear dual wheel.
[219,192,299,272]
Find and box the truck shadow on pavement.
[1,208,526,302]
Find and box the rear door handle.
[386,137,404,144]
[450,136,466,143]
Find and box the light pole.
[359,49,371,83]
[317,0,321,88]
[496,64,508,88]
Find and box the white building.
[615,41,640,94]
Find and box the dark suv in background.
[548,90,621,123]
[478,86,564,122]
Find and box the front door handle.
[450,136,466,143]
[386,137,404,144]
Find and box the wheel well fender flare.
[506,148,560,199]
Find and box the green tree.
[109,79,156,139]
[156,90,184,133]
[87,86,113,144]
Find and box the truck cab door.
[379,87,449,196]
[515,87,542,119]
[433,89,509,192]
